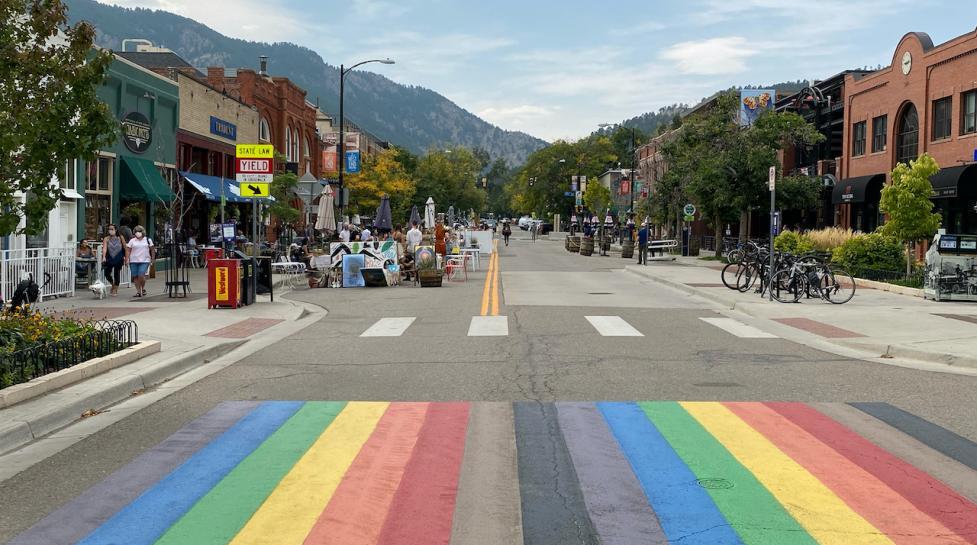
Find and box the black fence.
[852,267,924,289]
[0,319,139,388]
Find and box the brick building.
[841,29,977,235]
[207,59,321,178]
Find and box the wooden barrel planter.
[621,240,634,259]
[568,236,581,253]
[579,237,594,256]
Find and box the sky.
[103,0,976,142]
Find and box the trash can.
[239,258,255,306]
[208,258,242,309]
[255,256,274,300]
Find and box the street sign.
[235,144,274,158]
[236,173,273,184]
[772,210,781,235]
[684,214,695,222]
[345,150,361,173]
[564,191,574,197]
[236,158,272,173]
[240,182,270,198]
[683,203,696,216]
[769,166,777,190]
[575,191,582,206]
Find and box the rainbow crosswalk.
[9,401,977,545]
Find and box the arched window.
[285,126,293,161]
[292,129,300,164]
[259,117,271,142]
[896,102,919,165]
[303,137,311,171]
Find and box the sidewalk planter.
[621,240,634,259]
[0,319,139,388]
[580,237,594,256]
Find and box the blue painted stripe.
[75,401,303,545]
[598,402,743,545]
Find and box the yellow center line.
[480,248,496,316]
[490,240,500,316]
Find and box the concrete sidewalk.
[625,258,977,371]
[0,268,323,461]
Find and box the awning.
[929,164,977,199]
[61,189,84,200]
[180,171,250,204]
[120,156,175,201]
[832,174,884,204]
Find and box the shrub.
[831,232,905,277]
[806,226,857,252]
[774,230,815,254]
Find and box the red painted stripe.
[773,317,864,338]
[303,402,429,545]
[376,402,471,545]
[727,402,965,544]
[767,402,977,545]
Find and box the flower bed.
[0,313,138,388]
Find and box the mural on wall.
[329,241,399,268]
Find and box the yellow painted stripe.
[490,240,500,316]
[228,402,389,545]
[682,402,896,545]
[480,248,497,316]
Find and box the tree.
[414,148,485,214]
[879,153,942,274]
[583,182,611,217]
[267,154,299,227]
[347,148,416,224]
[1,0,116,236]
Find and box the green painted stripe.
[638,402,819,545]
[153,401,347,545]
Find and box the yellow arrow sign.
[240,182,270,197]
[236,144,274,158]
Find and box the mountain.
[64,0,548,166]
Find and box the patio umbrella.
[314,184,337,233]
[448,205,456,226]
[424,197,436,228]
[374,194,393,232]
[410,205,421,226]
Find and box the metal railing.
[1,247,76,301]
[0,319,139,388]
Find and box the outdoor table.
[75,257,98,286]
[460,248,480,270]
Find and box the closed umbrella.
[424,197,436,228]
[314,184,337,233]
[374,194,393,233]
[410,205,421,226]
[448,205,455,226]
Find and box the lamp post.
[338,58,394,218]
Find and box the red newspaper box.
[208,259,242,309]
[203,247,224,265]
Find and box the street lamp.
[338,58,394,215]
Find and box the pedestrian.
[126,225,155,297]
[502,220,511,246]
[531,220,537,242]
[434,218,447,256]
[101,224,126,296]
[360,225,372,242]
[637,222,649,265]
[339,223,351,243]
[406,221,422,254]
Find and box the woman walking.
[126,225,155,297]
[502,220,511,246]
[101,224,126,296]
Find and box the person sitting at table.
[75,240,95,278]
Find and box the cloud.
[350,0,410,19]
[618,20,667,36]
[661,36,758,75]
[477,104,558,127]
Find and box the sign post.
[236,144,274,303]
[768,166,776,301]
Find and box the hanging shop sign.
[120,111,153,154]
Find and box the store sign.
[841,185,855,203]
[120,111,152,154]
[210,116,237,141]
[214,266,229,302]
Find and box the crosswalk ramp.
[356,315,778,339]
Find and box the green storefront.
[80,54,178,241]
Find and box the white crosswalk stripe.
[360,317,416,337]
[468,316,508,336]
[585,316,644,337]
[699,317,778,338]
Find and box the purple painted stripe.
[5,401,259,545]
[556,403,669,545]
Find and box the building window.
[852,121,866,156]
[304,137,312,173]
[932,97,952,141]
[285,126,292,161]
[292,129,300,164]
[871,115,887,153]
[259,117,271,142]
[84,156,114,240]
[896,102,919,165]
[86,156,114,192]
[60,159,76,190]
[962,90,976,135]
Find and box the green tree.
[583,182,611,217]
[347,148,416,224]
[414,148,486,214]
[1,0,116,236]
[879,153,942,274]
[268,154,299,226]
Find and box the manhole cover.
[588,292,613,295]
[697,478,733,489]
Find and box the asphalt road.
[3,229,977,544]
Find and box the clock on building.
[901,51,912,75]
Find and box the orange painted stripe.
[725,403,967,545]
[376,402,471,545]
[302,402,429,545]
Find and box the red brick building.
[207,61,321,178]
[840,29,977,234]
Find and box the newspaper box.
[924,233,977,302]
[208,259,242,309]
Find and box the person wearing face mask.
[126,225,155,297]
[101,224,127,296]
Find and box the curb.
[624,265,738,309]
[0,341,161,409]
[0,340,244,456]
[854,277,923,298]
